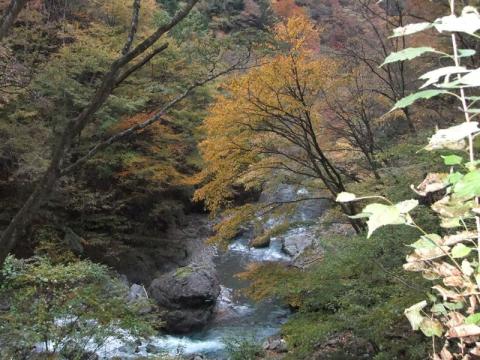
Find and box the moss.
[175,266,194,278]
[250,233,271,248]
[279,227,432,359]
[250,221,314,249]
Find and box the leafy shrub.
[336,2,480,357]
[241,223,434,359]
[0,256,153,359]
[224,335,265,360]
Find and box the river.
[96,185,326,359]
[97,234,292,359]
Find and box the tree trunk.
[0,0,29,41]
[0,0,200,268]
[403,107,416,133]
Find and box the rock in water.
[280,226,317,258]
[148,266,220,333]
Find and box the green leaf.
[395,199,419,213]
[419,66,468,89]
[362,203,406,238]
[410,234,442,250]
[458,49,476,57]
[454,170,480,199]
[426,122,480,151]
[434,7,480,35]
[404,301,427,331]
[336,192,357,203]
[451,243,472,258]
[465,160,480,171]
[392,90,448,110]
[466,313,480,325]
[458,68,480,87]
[448,172,464,185]
[440,217,462,228]
[442,155,463,166]
[444,301,464,310]
[382,47,438,66]
[431,303,447,315]
[392,22,433,37]
[420,318,443,337]
[462,259,474,276]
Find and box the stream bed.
[100,236,293,359]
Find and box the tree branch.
[0,0,28,41]
[115,43,169,86]
[122,0,142,55]
[62,60,248,175]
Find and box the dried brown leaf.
[447,324,480,338]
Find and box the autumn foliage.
[194,14,364,233]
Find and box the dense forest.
[1,0,480,359]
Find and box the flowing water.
[99,236,292,359]
[32,186,327,359]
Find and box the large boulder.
[280,226,318,258]
[148,267,220,333]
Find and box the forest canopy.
[1,1,480,360]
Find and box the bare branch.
[62,59,248,175]
[115,43,169,86]
[122,0,142,55]
[0,0,201,266]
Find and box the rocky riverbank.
[64,184,348,359]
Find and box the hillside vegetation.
[1,1,480,360]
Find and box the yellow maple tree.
[194,14,363,234]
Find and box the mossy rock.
[175,266,194,278]
[250,234,271,248]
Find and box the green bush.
[0,256,153,359]
[224,335,265,360]
[279,225,433,359]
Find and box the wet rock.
[145,343,161,354]
[293,197,330,222]
[250,234,271,248]
[117,343,138,355]
[188,355,205,360]
[280,226,317,258]
[263,335,288,353]
[90,246,158,285]
[148,267,220,333]
[212,286,252,324]
[259,185,331,231]
[259,184,295,203]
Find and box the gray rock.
[293,198,330,222]
[148,267,220,333]
[126,284,153,315]
[127,284,148,302]
[63,227,84,254]
[117,344,137,355]
[190,355,205,360]
[280,226,317,258]
[145,343,161,354]
[263,335,288,353]
[259,184,297,204]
